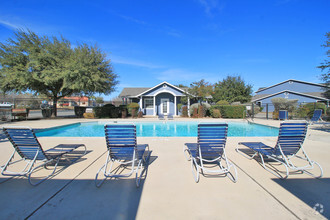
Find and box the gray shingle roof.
[118,88,150,97]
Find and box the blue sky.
[0,0,329,100]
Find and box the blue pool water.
[36,121,279,137]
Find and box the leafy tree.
[188,79,213,102]
[0,29,118,116]
[95,97,104,105]
[317,32,330,98]
[213,76,252,103]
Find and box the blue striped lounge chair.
[236,121,323,179]
[158,114,165,120]
[184,123,237,183]
[2,127,86,185]
[95,124,149,187]
[310,109,323,124]
[167,113,174,120]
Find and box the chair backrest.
[197,123,228,159]
[104,124,137,160]
[274,122,308,156]
[3,127,48,160]
[311,109,322,122]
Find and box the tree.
[213,75,252,103]
[317,32,330,99]
[188,79,213,102]
[0,29,118,116]
[95,97,104,105]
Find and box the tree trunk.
[52,96,58,117]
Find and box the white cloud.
[197,0,224,17]
[0,19,22,30]
[110,55,164,69]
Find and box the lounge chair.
[236,121,323,179]
[310,109,323,124]
[158,114,165,120]
[95,124,149,187]
[184,123,237,183]
[167,113,174,120]
[2,127,86,185]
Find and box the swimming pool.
[36,121,279,137]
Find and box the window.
[144,98,154,108]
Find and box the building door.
[160,98,169,115]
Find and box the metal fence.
[0,98,76,122]
[247,102,329,121]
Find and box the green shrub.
[327,107,330,116]
[296,102,327,118]
[83,112,95,119]
[119,105,128,118]
[212,109,221,118]
[189,103,200,115]
[181,106,188,117]
[93,105,120,118]
[202,103,211,117]
[210,105,245,118]
[177,103,183,113]
[216,100,229,105]
[198,105,204,118]
[247,105,260,116]
[192,108,198,118]
[131,108,137,118]
[94,107,110,118]
[74,106,86,117]
[271,98,298,112]
[127,102,139,116]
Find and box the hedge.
[94,106,120,118]
[210,105,245,118]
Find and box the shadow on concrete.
[0,150,157,219]
[0,177,147,219]
[273,178,330,219]
[311,126,330,133]
[236,148,315,178]
[0,150,92,185]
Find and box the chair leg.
[183,147,191,161]
[135,150,151,187]
[95,154,112,188]
[28,158,59,186]
[95,163,108,188]
[302,161,323,178]
[191,159,200,183]
[259,154,289,179]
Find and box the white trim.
[139,97,142,111]
[153,89,176,97]
[256,79,329,94]
[135,81,189,97]
[174,96,177,116]
[253,90,329,102]
[153,96,156,116]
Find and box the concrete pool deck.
[0,118,329,219]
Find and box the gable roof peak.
[256,79,328,93]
